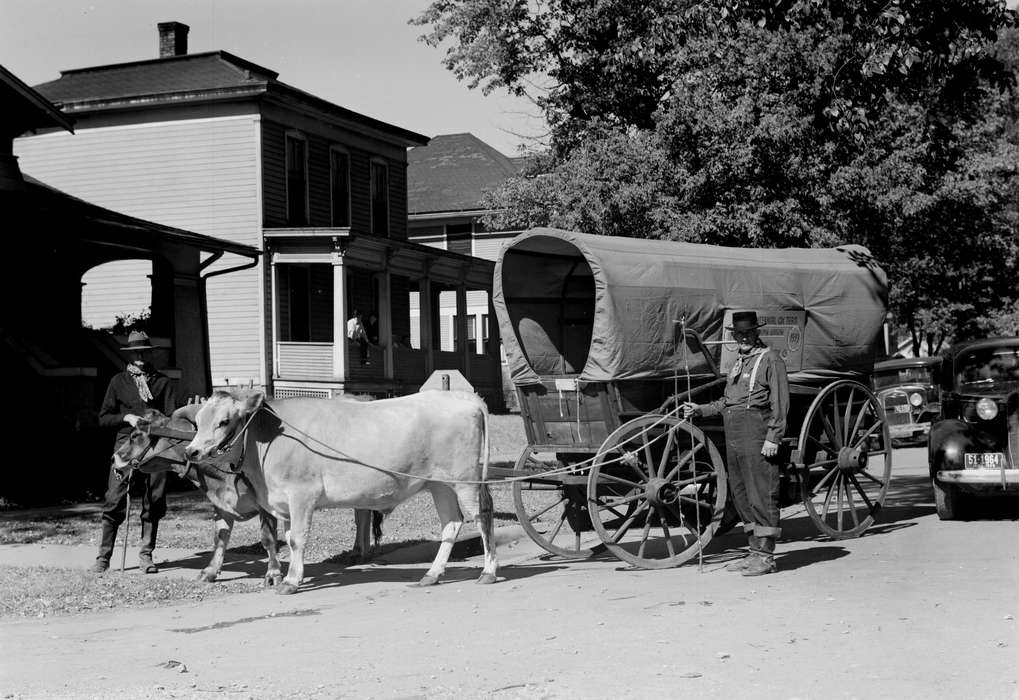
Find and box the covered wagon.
[492,227,891,567]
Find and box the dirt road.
[2,447,1017,700]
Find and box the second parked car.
[872,356,942,446]
[928,337,1019,519]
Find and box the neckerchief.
[127,363,154,402]
[730,345,766,382]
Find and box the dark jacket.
[98,370,177,443]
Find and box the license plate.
[964,452,1007,469]
[893,405,911,414]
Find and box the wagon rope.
[251,402,691,487]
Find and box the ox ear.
[237,388,266,417]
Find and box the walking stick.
[120,490,132,572]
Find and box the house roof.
[32,51,427,147]
[12,173,260,260]
[407,133,522,215]
[0,63,75,137]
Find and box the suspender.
[747,351,767,408]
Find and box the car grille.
[882,391,913,426]
[1009,397,1019,469]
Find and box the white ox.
[184,388,497,594]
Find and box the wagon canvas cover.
[493,228,888,386]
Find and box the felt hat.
[122,330,156,351]
[726,311,766,333]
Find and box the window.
[453,314,476,353]
[330,148,350,227]
[482,314,490,344]
[286,134,308,226]
[446,223,473,256]
[370,160,389,236]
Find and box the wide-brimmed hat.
[726,311,766,333]
[122,330,156,351]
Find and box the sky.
[0,0,545,156]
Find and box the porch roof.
[265,227,493,289]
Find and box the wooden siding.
[277,342,333,379]
[262,120,407,240]
[15,116,264,384]
[81,259,152,328]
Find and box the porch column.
[379,268,393,379]
[456,283,469,380]
[420,276,434,374]
[331,246,349,381]
[173,272,209,398]
[270,257,280,380]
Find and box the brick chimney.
[158,21,189,58]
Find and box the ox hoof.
[263,573,284,589]
[197,570,218,583]
[276,582,300,595]
[417,574,439,587]
[476,573,497,585]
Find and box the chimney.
[158,21,189,58]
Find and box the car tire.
[933,479,963,520]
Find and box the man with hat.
[682,311,789,576]
[89,330,177,574]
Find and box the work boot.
[742,535,777,576]
[138,521,159,574]
[725,534,759,572]
[91,519,118,573]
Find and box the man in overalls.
[682,311,789,576]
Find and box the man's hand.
[124,414,141,428]
[761,440,779,458]
[680,402,699,420]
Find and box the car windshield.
[955,345,1019,394]
[874,367,935,389]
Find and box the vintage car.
[928,337,1019,519]
[872,356,942,446]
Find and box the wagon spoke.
[820,411,841,449]
[636,516,655,559]
[846,472,875,514]
[807,458,839,469]
[659,516,677,558]
[848,399,870,446]
[608,501,651,544]
[841,387,855,445]
[856,469,888,487]
[843,478,859,529]
[657,428,677,478]
[831,393,842,445]
[546,513,566,543]
[527,496,569,522]
[597,491,644,511]
[820,473,839,517]
[597,472,643,489]
[849,420,885,450]
[639,432,656,480]
[835,476,845,530]
[663,443,704,482]
[808,465,839,497]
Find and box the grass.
[0,413,532,617]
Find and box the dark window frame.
[285,132,309,226]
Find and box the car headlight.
[909,392,924,407]
[976,398,998,420]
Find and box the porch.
[267,228,503,408]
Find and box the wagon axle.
[645,477,679,508]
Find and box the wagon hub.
[645,477,679,508]
[837,446,868,472]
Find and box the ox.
[113,406,383,586]
[183,388,497,594]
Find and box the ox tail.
[372,509,385,547]
[479,400,493,519]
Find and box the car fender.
[928,419,972,479]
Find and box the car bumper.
[936,469,1019,491]
[889,422,930,440]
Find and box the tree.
[418,1,1019,351]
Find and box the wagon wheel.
[511,449,605,559]
[587,414,727,569]
[797,379,892,539]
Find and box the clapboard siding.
[276,342,333,379]
[261,119,406,240]
[15,116,264,384]
[81,260,152,328]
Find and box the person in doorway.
[347,310,369,366]
[682,311,789,576]
[365,313,379,346]
[90,330,177,574]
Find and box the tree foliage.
[417,1,1019,352]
